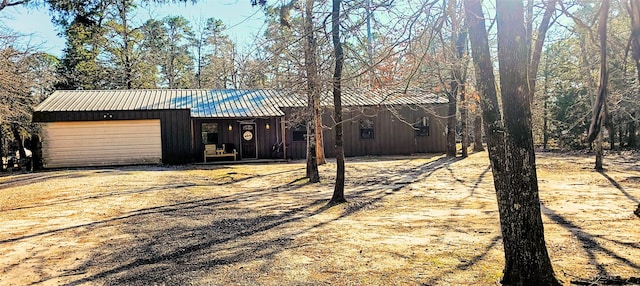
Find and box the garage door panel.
[42,120,162,168]
[44,138,162,149]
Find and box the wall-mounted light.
[228,124,233,131]
[265,123,270,130]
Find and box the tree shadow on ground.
[336,156,458,216]
[0,172,87,191]
[541,204,640,283]
[0,166,305,213]
[597,170,639,204]
[28,156,456,285]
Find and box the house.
[32,89,448,168]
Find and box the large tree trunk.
[304,0,320,183]
[495,1,559,283]
[465,0,560,284]
[329,0,346,205]
[473,113,484,152]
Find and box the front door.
[240,123,257,159]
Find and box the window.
[414,117,430,137]
[360,119,375,139]
[292,125,307,142]
[202,123,219,144]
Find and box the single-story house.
[32,89,448,168]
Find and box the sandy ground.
[0,151,638,285]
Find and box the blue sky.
[0,0,267,57]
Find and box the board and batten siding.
[283,104,447,159]
[41,120,162,168]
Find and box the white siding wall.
[41,120,162,168]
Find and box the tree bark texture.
[304,0,320,183]
[461,83,468,158]
[456,31,468,158]
[0,123,4,172]
[465,0,507,182]
[628,115,637,147]
[329,0,346,205]
[466,0,560,284]
[446,86,457,157]
[495,1,559,284]
[308,0,325,166]
[473,114,484,152]
[11,123,26,170]
[316,117,326,165]
[595,131,604,170]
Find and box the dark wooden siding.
[32,110,192,164]
[283,104,448,159]
[192,117,284,161]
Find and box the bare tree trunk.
[628,0,640,82]
[11,123,25,170]
[446,89,457,157]
[446,8,464,158]
[527,0,556,103]
[473,114,484,152]
[309,0,325,166]
[0,123,4,172]
[609,119,615,150]
[595,131,604,170]
[457,30,468,158]
[543,98,549,150]
[304,0,320,183]
[329,0,346,205]
[628,112,637,147]
[542,49,550,151]
[589,0,610,173]
[465,0,560,284]
[119,0,133,89]
[316,114,326,165]
[461,84,468,158]
[588,0,610,144]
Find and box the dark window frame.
[359,119,375,140]
[202,122,219,144]
[414,117,430,137]
[292,125,307,142]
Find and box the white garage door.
[41,120,162,168]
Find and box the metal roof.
[34,89,447,118]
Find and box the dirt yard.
[0,151,639,285]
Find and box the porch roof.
[34,89,447,118]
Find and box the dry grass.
[0,151,638,285]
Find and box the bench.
[204,144,237,162]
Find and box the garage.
[41,120,162,168]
